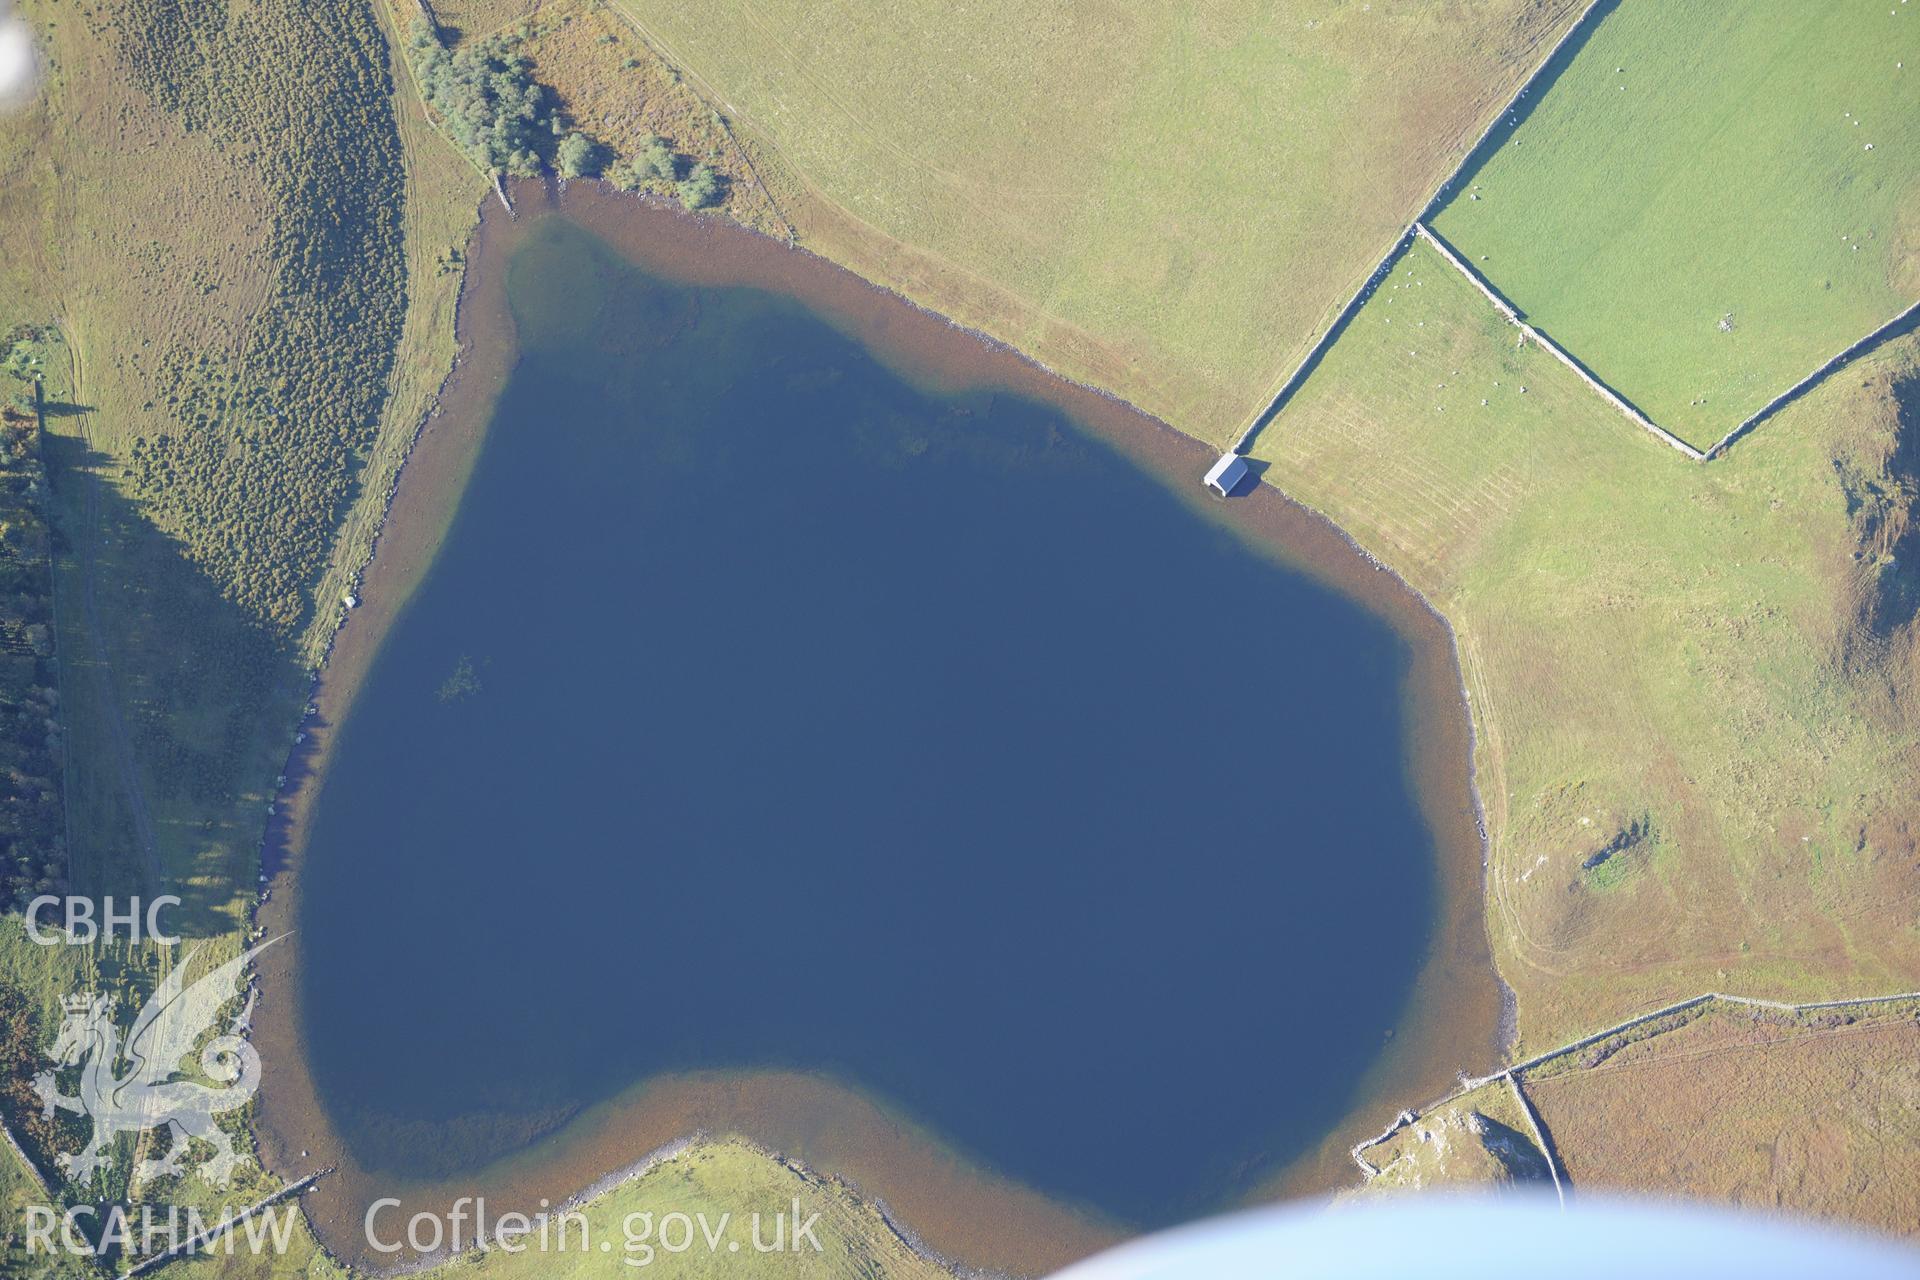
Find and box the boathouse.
[1203,451,1248,498]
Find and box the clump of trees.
[678,162,722,210]
[408,23,731,215]
[0,982,81,1174]
[1,330,42,418]
[0,333,67,910]
[556,130,604,179]
[611,133,677,190]
[606,135,725,209]
[408,21,553,176]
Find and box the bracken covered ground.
[1527,1002,1920,1236]
[1354,1000,1920,1240]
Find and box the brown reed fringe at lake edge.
[250,179,1504,1277]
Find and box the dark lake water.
[296,217,1439,1227]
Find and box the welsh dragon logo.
[32,937,281,1190]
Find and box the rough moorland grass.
[1430,0,1920,447]
[0,1148,92,1279]
[1525,1002,1920,1238]
[1353,1000,1920,1238]
[0,0,477,1266]
[428,0,549,44]
[509,0,786,237]
[0,0,412,923]
[607,0,1585,442]
[1250,236,1920,1049]
[160,1223,348,1280]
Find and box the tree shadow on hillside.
[259,697,329,884]
[39,431,309,940]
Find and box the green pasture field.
[1430,0,1920,447]
[1250,234,1920,1049]
[611,0,1588,441]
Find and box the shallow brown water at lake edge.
[253,179,1502,1276]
